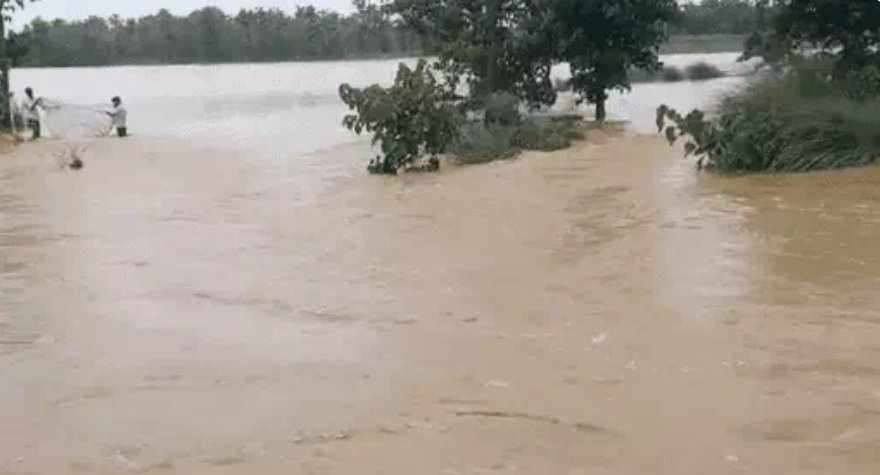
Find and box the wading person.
[22,87,44,140]
[106,96,127,137]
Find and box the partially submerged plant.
[684,62,724,81]
[657,73,880,173]
[658,66,685,82]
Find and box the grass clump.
[657,60,880,173]
[684,62,724,81]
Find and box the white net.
[40,99,112,140]
[36,99,112,170]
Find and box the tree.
[775,0,880,74]
[551,0,676,121]
[391,0,556,110]
[1,0,37,56]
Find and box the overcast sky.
[12,0,357,27]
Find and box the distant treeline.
[9,1,430,66]
[672,0,772,36]
[8,0,769,67]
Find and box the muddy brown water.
[1,129,879,474]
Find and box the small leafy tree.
[551,0,676,121]
[339,59,460,174]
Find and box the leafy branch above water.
[339,59,460,175]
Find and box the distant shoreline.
[13,35,749,70]
[660,34,748,55]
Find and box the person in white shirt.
[106,96,127,137]
[22,87,45,140]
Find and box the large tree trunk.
[0,9,6,59]
[756,0,768,32]
[595,95,607,122]
[484,0,501,96]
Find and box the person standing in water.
[22,87,44,140]
[106,96,127,137]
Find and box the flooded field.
[1,57,879,474]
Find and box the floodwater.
[2,56,879,474]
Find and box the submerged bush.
[631,62,728,84]
[451,118,584,165]
[513,120,582,151]
[451,124,520,165]
[484,92,521,126]
[628,67,658,84]
[684,62,724,81]
[657,60,880,173]
[659,66,685,82]
[339,60,460,175]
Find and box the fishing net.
[40,99,112,140]
[37,99,111,170]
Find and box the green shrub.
[657,60,880,173]
[339,60,460,174]
[684,62,724,81]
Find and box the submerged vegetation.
[659,63,880,173]
[684,62,725,81]
[628,61,725,84]
[659,0,880,174]
[337,0,878,176]
[452,119,585,166]
[340,0,677,174]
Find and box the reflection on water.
[1,56,879,474]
